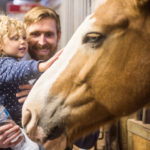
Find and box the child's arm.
[38,49,63,72]
[16,49,63,103]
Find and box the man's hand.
[16,84,33,103]
[0,123,23,148]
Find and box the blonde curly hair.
[0,15,26,56]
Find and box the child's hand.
[38,49,64,72]
[47,48,64,66]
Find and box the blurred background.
[0,0,94,49]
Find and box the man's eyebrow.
[30,31,53,34]
[30,31,40,34]
[29,31,40,36]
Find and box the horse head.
[22,0,150,148]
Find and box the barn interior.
[0,0,150,150]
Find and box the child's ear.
[0,44,3,51]
[0,44,4,56]
[0,49,3,56]
[0,47,1,51]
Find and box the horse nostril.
[36,138,42,144]
[22,109,31,129]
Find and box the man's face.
[27,18,60,61]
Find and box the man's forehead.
[27,26,57,36]
[27,18,57,33]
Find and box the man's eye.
[31,32,40,37]
[45,32,53,37]
[83,32,106,48]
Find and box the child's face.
[2,32,28,58]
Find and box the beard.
[28,42,58,61]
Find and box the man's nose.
[39,35,47,45]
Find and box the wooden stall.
[127,119,150,150]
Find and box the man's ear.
[57,32,61,42]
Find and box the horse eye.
[83,32,106,48]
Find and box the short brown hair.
[24,6,61,35]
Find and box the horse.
[22,0,150,149]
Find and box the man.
[0,6,99,150]
[17,5,61,103]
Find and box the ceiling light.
[13,0,40,5]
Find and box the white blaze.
[23,15,96,131]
